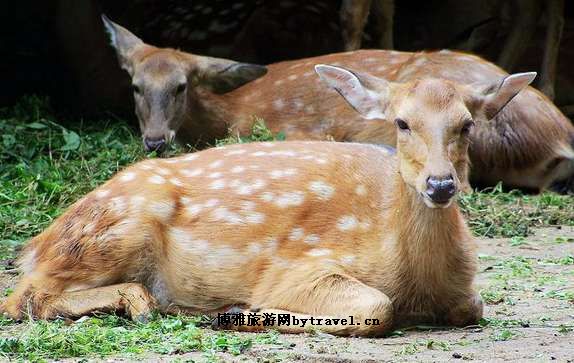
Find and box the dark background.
[1,0,573,121]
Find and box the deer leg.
[538,0,564,100]
[214,269,393,336]
[497,0,539,72]
[2,281,157,322]
[371,0,394,49]
[340,0,373,51]
[445,294,483,327]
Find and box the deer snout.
[144,137,166,153]
[425,175,456,205]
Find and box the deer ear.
[195,56,267,94]
[467,72,536,120]
[102,15,145,75]
[315,64,388,120]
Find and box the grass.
[0,314,281,361]
[0,96,573,360]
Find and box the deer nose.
[425,175,456,204]
[144,137,166,153]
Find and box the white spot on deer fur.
[355,185,367,196]
[288,74,298,81]
[170,228,210,254]
[149,175,166,184]
[130,195,146,209]
[303,71,314,77]
[275,191,305,208]
[245,212,265,224]
[251,151,267,157]
[364,57,377,63]
[208,172,222,178]
[337,215,358,231]
[269,150,297,157]
[225,149,246,156]
[140,163,154,170]
[261,191,274,202]
[247,242,262,254]
[376,66,387,72]
[82,222,96,234]
[293,99,304,110]
[341,255,356,265]
[156,168,171,176]
[412,57,427,67]
[170,178,184,187]
[120,172,136,182]
[109,197,128,214]
[306,248,332,257]
[315,158,327,164]
[241,201,256,210]
[274,79,285,86]
[249,165,261,169]
[231,166,246,173]
[230,180,241,188]
[205,198,220,208]
[236,179,266,195]
[270,168,297,179]
[209,179,226,190]
[309,181,335,200]
[359,220,372,230]
[183,154,199,161]
[149,200,175,221]
[181,168,203,177]
[95,189,110,199]
[209,160,223,169]
[273,99,285,110]
[305,105,315,114]
[304,234,320,244]
[289,227,305,241]
[212,207,243,224]
[186,204,203,217]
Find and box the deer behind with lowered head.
[1,64,536,335]
[102,17,574,194]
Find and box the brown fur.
[105,19,574,193]
[1,73,534,335]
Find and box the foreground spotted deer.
[1,65,537,336]
[103,18,574,193]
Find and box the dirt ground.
[1,226,573,362]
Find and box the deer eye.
[461,119,475,136]
[132,84,142,95]
[175,83,187,94]
[395,118,410,132]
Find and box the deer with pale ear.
[102,17,573,194]
[1,65,535,336]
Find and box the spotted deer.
[1,65,537,336]
[103,18,574,193]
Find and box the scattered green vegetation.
[0,96,573,360]
[215,116,285,146]
[0,314,283,361]
[459,185,574,238]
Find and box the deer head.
[315,64,535,208]
[101,15,267,153]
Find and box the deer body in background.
[104,18,574,194]
[2,66,537,334]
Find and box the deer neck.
[180,89,239,144]
[386,173,468,264]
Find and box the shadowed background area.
[1,0,573,120]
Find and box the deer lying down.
[1,66,535,336]
[103,18,574,194]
